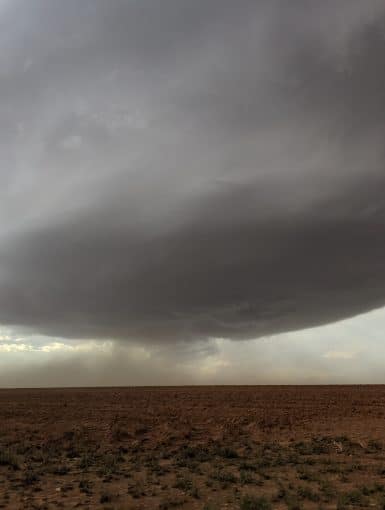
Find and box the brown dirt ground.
[1,386,385,509]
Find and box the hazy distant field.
[1,386,385,509]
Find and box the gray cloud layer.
[1,0,385,342]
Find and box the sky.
[0,0,385,386]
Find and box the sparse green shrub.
[367,439,383,452]
[158,497,186,509]
[79,450,94,471]
[294,438,330,456]
[100,490,112,503]
[52,464,70,475]
[0,449,19,470]
[360,483,385,496]
[240,469,255,485]
[218,447,238,459]
[319,480,336,502]
[23,468,39,486]
[203,504,218,510]
[240,495,272,510]
[100,453,121,477]
[337,489,367,509]
[180,445,210,462]
[173,476,199,497]
[240,461,257,472]
[297,486,320,502]
[211,469,237,486]
[79,478,92,495]
[174,476,193,492]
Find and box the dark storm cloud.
[1,0,385,342]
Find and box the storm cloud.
[1,0,385,343]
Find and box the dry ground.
[1,386,385,509]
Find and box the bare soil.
[1,386,385,509]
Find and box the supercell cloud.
[0,0,385,343]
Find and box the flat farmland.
[1,386,385,509]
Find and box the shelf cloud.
[1,0,385,343]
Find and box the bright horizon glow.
[1,306,385,387]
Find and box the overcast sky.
[1,1,385,386]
